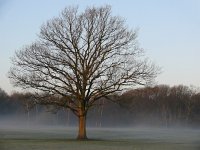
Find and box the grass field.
[0,126,199,150]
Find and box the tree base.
[76,136,88,140]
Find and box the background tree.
[8,5,158,139]
[10,92,36,126]
[0,88,10,115]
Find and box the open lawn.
[0,127,199,150]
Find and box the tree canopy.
[8,5,159,139]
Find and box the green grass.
[0,139,198,150]
[0,127,199,150]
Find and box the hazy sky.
[0,0,200,94]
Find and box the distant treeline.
[0,85,200,127]
[117,85,200,127]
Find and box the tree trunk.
[77,113,87,140]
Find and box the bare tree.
[8,5,159,139]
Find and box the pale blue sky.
[0,0,200,93]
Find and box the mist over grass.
[0,126,199,150]
[0,111,199,150]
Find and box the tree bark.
[77,113,87,140]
